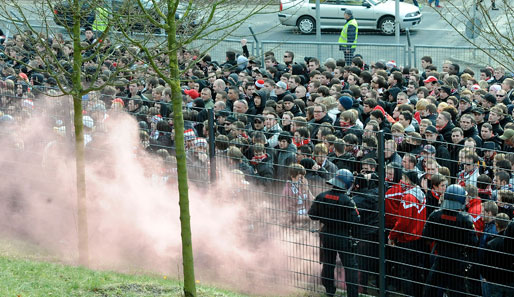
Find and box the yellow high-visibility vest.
[93,7,109,32]
[338,18,358,48]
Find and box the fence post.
[208,108,216,183]
[413,45,417,69]
[405,28,411,67]
[248,25,258,58]
[377,130,386,297]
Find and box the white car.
[278,0,422,35]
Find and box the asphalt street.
[223,4,472,46]
[1,1,505,69]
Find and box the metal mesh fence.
[2,91,514,296]
[261,41,407,67]
[413,45,497,75]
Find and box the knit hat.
[112,98,124,106]
[151,114,162,124]
[228,73,239,86]
[339,96,353,110]
[184,89,200,99]
[255,79,265,89]
[386,60,396,68]
[282,95,295,103]
[470,84,481,92]
[425,125,438,134]
[194,137,208,148]
[184,128,196,141]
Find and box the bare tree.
[0,0,138,267]
[433,0,513,71]
[115,1,274,296]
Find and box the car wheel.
[379,16,395,35]
[297,16,315,34]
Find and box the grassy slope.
[0,255,257,296]
[0,239,252,297]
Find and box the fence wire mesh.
[2,88,514,297]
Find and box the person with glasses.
[283,51,294,67]
[496,89,508,105]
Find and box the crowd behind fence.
[1,21,514,296]
[4,94,514,296]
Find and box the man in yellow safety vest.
[338,10,358,66]
[92,6,109,34]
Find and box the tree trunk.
[72,0,88,267]
[167,2,196,296]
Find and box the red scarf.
[293,138,310,148]
[340,123,354,132]
[431,190,441,201]
[250,153,268,165]
[478,186,492,198]
[436,122,447,132]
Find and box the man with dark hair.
[308,169,360,297]
[274,131,297,181]
[436,111,455,143]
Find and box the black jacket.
[250,154,274,186]
[423,209,478,258]
[481,230,514,285]
[352,187,379,238]
[308,188,360,236]
[438,121,456,143]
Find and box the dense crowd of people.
[1,30,514,296]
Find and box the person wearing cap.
[388,170,426,297]
[423,76,441,94]
[499,128,514,150]
[422,184,478,297]
[274,81,290,101]
[338,9,358,66]
[481,93,497,111]
[424,125,452,170]
[282,95,303,117]
[471,106,486,132]
[308,169,360,297]
[457,96,473,118]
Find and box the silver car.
[278,0,422,35]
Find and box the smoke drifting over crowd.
[0,103,300,295]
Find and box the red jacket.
[385,183,403,229]
[466,197,484,234]
[389,186,426,243]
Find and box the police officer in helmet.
[422,184,478,297]
[308,169,360,297]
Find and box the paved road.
[224,4,467,46]
[1,1,504,69]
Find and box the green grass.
[0,239,256,297]
[0,255,258,296]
